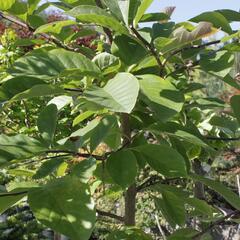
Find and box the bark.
[193,159,205,200]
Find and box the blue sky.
[148,0,240,22]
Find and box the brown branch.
[192,210,240,240]
[96,209,124,222]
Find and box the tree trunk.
[121,113,136,226]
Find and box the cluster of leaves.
[0,0,240,239]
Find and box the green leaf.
[37,104,58,144]
[106,150,138,188]
[133,0,153,27]
[9,48,101,79]
[0,134,46,164]
[0,190,26,214]
[217,9,240,22]
[200,50,235,78]
[190,11,232,34]
[209,115,238,133]
[155,190,186,226]
[48,95,72,111]
[0,0,15,10]
[12,84,65,101]
[191,174,240,210]
[28,176,96,240]
[230,95,240,125]
[33,157,66,179]
[34,20,76,34]
[93,52,121,74]
[140,12,169,23]
[27,0,41,15]
[139,75,184,122]
[84,73,139,113]
[67,5,129,34]
[73,111,95,127]
[9,1,28,15]
[133,144,187,177]
[111,35,148,67]
[0,76,45,102]
[71,157,96,183]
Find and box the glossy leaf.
[106,150,138,188]
[67,5,129,34]
[9,48,101,79]
[139,75,184,122]
[133,144,187,177]
[84,73,139,113]
[28,176,96,240]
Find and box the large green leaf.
[84,73,139,113]
[0,76,45,102]
[200,50,235,78]
[67,5,129,34]
[9,48,101,79]
[217,9,240,22]
[133,0,153,27]
[12,84,65,101]
[132,144,187,177]
[0,0,15,10]
[108,229,153,240]
[190,11,232,34]
[28,176,96,240]
[106,150,138,188]
[139,75,184,122]
[111,35,148,67]
[37,104,58,144]
[0,134,46,164]
[230,95,240,125]
[34,20,76,34]
[191,174,240,210]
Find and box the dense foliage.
[0,0,240,239]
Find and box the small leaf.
[28,176,96,240]
[133,144,187,177]
[106,150,138,188]
[84,73,139,113]
[134,0,153,27]
[37,104,58,144]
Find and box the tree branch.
[206,136,240,141]
[192,210,240,240]
[130,26,163,72]
[96,209,124,222]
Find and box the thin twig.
[155,214,167,240]
[96,209,124,222]
[206,136,240,141]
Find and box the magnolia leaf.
[172,22,215,44]
[9,48,101,79]
[133,0,153,27]
[106,150,138,188]
[37,104,58,144]
[190,11,232,34]
[67,5,129,34]
[28,176,96,240]
[133,144,187,177]
[139,75,184,122]
[34,20,76,34]
[84,73,139,113]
